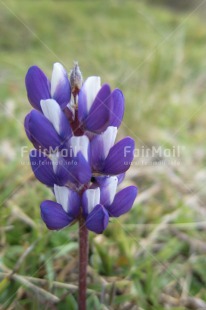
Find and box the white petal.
[101,126,117,158]
[83,76,101,113]
[69,135,89,161]
[85,188,100,214]
[101,176,118,206]
[50,152,60,173]
[54,184,69,213]
[51,62,67,97]
[40,99,61,135]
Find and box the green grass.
[1,0,206,309]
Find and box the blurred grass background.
[1,0,206,309]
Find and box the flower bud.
[70,62,83,96]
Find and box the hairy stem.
[78,215,88,310]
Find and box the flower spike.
[24,62,137,234]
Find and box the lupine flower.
[82,182,137,233]
[78,77,125,133]
[25,63,71,110]
[24,62,137,234]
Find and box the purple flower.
[40,179,137,234]
[24,99,72,152]
[78,77,124,134]
[40,185,81,230]
[78,77,112,133]
[24,63,138,234]
[82,181,138,233]
[29,150,72,187]
[25,63,71,111]
[91,126,135,174]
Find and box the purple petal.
[117,173,125,184]
[103,137,135,175]
[51,63,71,109]
[57,150,91,186]
[50,152,72,186]
[77,86,87,121]
[110,89,125,128]
[54,185,80,218]
[40,99,72,140]
[76,152,92,184]
[26,110,62,151]
[25,66,51,111]
[85,84,112,133]
[91,127,117,172]
[40,200,73,230]
[106,186,138,217]
[78,76,101,122]
[24,114,42,150]
[85,204,109,234]
[67,136,91,184]
[94,176,109,186]
[29,150,56,187]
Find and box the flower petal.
[85,84,112,133]
[78,76,101,121]
[50,152,72,186]
[29,150,56,187]
[94,174,124,189]
[40,200,73,230]
[61,152,91,185]
[40,99,72,140]
[99,176,118,207]
[54,184,80,218]
[82,188,100,216]
[85,204,109,234]
[25,110,62,151]
[75,152,92,184]
[69,136,90,162]
[51,63,71,109]
[24,113,42,150]
[106,186,138,217]
[110,89,125,128]
[67,136,91,184]
[103,137,135,175]
[25,66,50,111]
[91,126,117,172]
[117,173,125,185]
